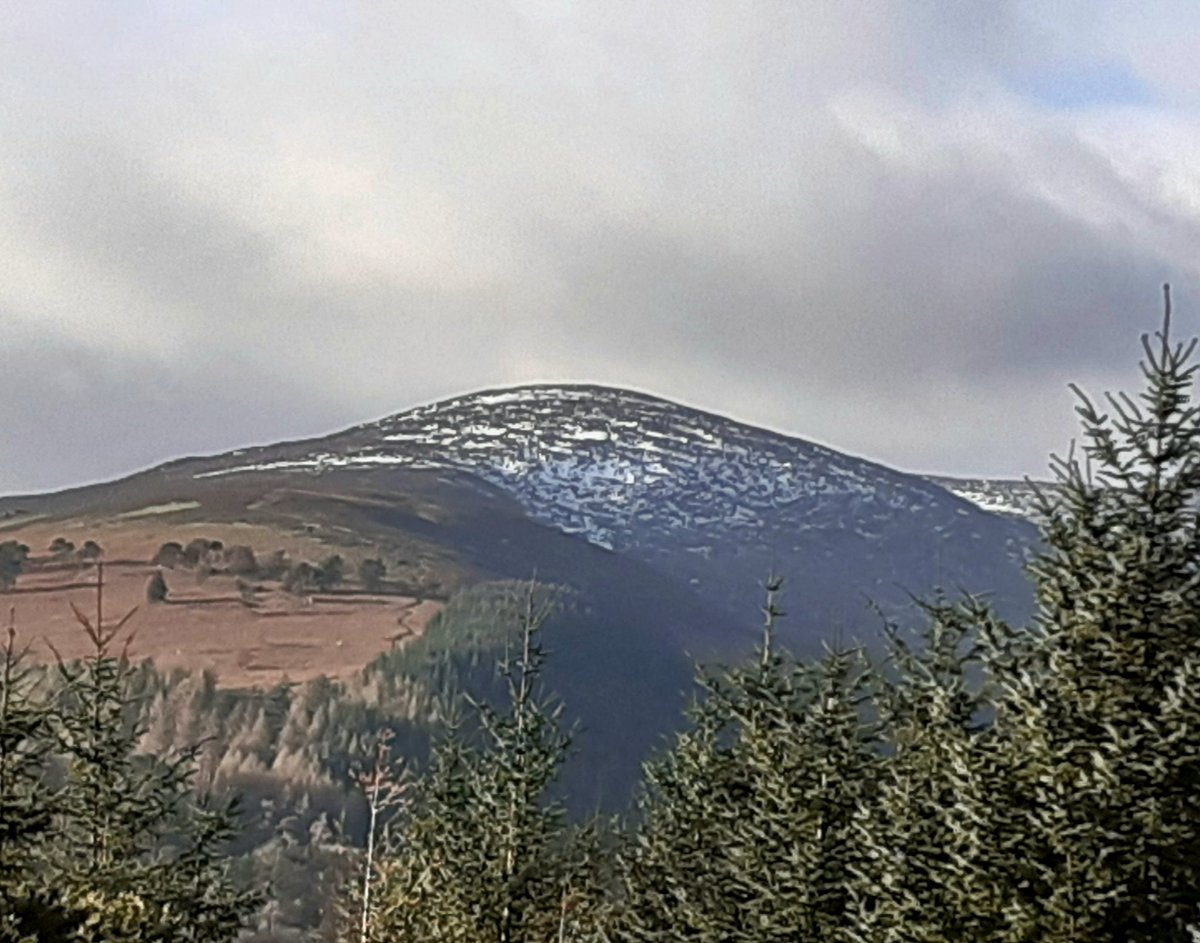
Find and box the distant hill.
[167,384,1040,645]
[929,475,1060,522]
[1,384,1045,658]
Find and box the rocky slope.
[181,384,1039,648]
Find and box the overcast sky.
[2,1,1199,494]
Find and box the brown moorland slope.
[0,471,487,687]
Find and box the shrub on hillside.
[146,571,169,603]
[225,545,258,577]
[359,557,386,592]
[316,555,344,591]
[48,537,75,560]
[182,538,213,568]
[0,541,29,590]
[259,550,291,581]
[152,541,184,568]
[284,562,320,595]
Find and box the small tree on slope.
[364,580,606,942]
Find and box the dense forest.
[6,298,1200,941]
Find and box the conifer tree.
[613,580,879,942]
[36,566,259,941]
[0,615,79,943]
[846,594,1010,942]
[364,580,605,942]
[975,286,1200,941]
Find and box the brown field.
[3,515,444,688]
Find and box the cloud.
[1,1,1198,490]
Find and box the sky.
[2,1,1199,494]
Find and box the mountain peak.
[194,381,1022,557]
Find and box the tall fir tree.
[33,567,258,941]
[974,287,1200,941]
[845,594,1012,942]
[612,580,879,942]
[364,580,607,942]
[0,614,82,943]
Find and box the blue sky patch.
[1010,62,1157,110]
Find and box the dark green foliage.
[258,549,291,580]
[50,536,76,559]
[317,554,345,591]
[77,539,103,563]
[364,581,607,941]
[183,538,215,567]
[224,545,258,577]
[146,570,169,603]
[284,561,320,594]
[279,554,350,594]
[0,622,60,942]
[612,582,880,942]
[152,541,184,567]
[846,595,1012,941]
[0,542,29,591]
[359,557,386,592]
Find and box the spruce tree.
[36,567,259,941]
[976,287,1200,941]
[613,580,879,942]
[846,594,1011,942]
[365,580,605,942]
[0,616,79,943]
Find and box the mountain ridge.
[161,382,1041,644]
[1,382,1043,655]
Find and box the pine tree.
[365,580,605,942]
[613,580,879,942]
[37,566,260,941]
[846,594,1011,942]
[976,287,1200,941]
[0,613,80,943]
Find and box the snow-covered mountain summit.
[200,384,973,550]
[193,384,1037,638]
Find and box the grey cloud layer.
[1,1,1198,493]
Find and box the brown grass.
[4,560,441,689]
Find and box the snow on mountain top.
[195,383,997,553]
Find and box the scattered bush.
[145,570,169,603]
[48,537,75,560]
[182,538,213,567]
[283,562,320,595]
[225,545,258,577]
[0,541,29,590]
[315,554,344,591]
[152,541,184,568]
[259,550,291,581]
[359,557,387,592]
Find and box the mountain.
[0,383,1044,656]
[173,383,1040,650]
[930,475,1059,522]
[0,382,1047,814]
